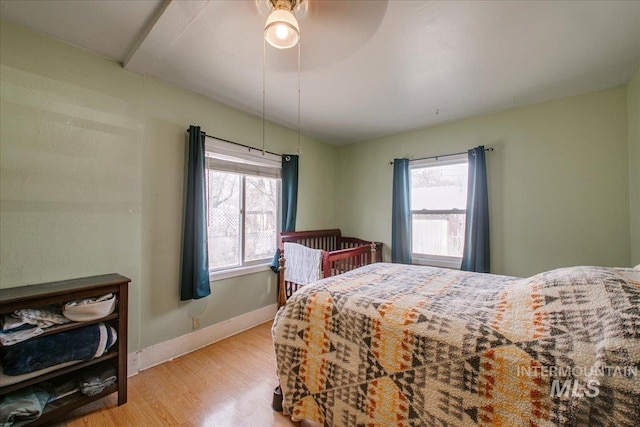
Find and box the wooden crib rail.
[340,238,383,263]
[279,229,341,242]
[322,243,378,278]
[279,229,341,252]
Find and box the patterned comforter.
[272,263,640,426]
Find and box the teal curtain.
[391,158,412,264]
[270,155,299,272]
[180,125,211,300]
[461,146,490,273]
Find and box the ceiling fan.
[255,0,389,70]
[252,0,389,153]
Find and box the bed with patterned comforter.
[272,263,640,426]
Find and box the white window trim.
[205,136,281,177]
[204,137,281,279]
[409,153,467,169]
[209,263,272,281]
[412,254,462,270]
[410,153,468,270]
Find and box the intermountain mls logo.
[550,378,600,398]
[516,365,638,398]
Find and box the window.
[410,155,468,269]
[205,138,280,277]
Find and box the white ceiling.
[1,0,639,145]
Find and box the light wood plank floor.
[50,322,299,427]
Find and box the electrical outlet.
[192,317,200,329]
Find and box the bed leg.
[272,385,283,412]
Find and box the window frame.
[409,154,468,270]
[203,137,281,281]
[207,171,281,281]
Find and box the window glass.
[244,176,278,262]
[410,160,468,262]
[207,171,241,269]
[410,163,468,210]
[412,213,465,257]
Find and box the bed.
[276,229,382,307]
[272,262,640,426]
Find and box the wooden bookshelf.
[0,274,130,425]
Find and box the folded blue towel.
[2,323,116,376]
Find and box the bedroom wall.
[139,77,338,348]
[0,21,338,351]
[335,88,631,277]
[0,21,144,350]
[628,68,640,267]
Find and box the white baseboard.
[128,303,277,375]
[127,351,139,377]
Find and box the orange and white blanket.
[272,263,640,426]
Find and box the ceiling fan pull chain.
[297,40,301,155]
[262,37,267,157]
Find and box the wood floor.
[50,321,300,427]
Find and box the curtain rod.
[186,128,282,157]
[388,147,493,165]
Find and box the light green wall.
[0,20,338,350]
[0,21,144,348]
[628,68,640,266]
[139,76,338,347]
[336,88,631,277]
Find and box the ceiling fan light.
[264,9,300,49]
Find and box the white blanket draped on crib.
[283,242,323,286]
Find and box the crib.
[276,229,382,307]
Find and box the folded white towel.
[5,306,70,331]
[79,365,117,396]
[63,293,116,322]
[284,242,323,286]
